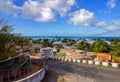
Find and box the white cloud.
[44,0,75,16]
[113,20,120,26]
[106,25,117,31]
[106,0,116,8]
[22,0,55,22]
[0,0,75,22]
[68,9,108,27]
[0,0,21,15]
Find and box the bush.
[57,53,66,57]
[114,56,120,63]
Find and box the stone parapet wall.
[53,57,120,68]
[14,68,45,82]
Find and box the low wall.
[0,55,20,69]
[0,56,31,81]
[14,68,45,82]
[54,57,120,68]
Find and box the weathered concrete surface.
[41,71,61,82]
[42,70,95,82]
[46,59,120,82]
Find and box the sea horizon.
[24,36,120,41]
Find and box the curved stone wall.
[0,55,20,69]
[14,68,45,82]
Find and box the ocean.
[24,36,120,41]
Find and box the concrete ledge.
[30,56,40,59]
[82,60,87,64]
[88,60,94,65]
[95,61,101,65]
[102,62,110,67]
[112,63,119,68]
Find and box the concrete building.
[40,47,53,59]
[53,41,63,47]
[32,44,42,49]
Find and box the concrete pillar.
[68,59,72,62]
[65,58,67,61]
[77,60,81,63]
[112,63,119,68]
[82,60,87,64]
[102,62,110,67]
[72,59,76,62]
[88,60,94,65]
[95,61,101,65]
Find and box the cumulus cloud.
[22,0,55,22]
[113,20,120,26]
[0,0,21,16]
[44,0,75,16]
[0,0,75,22]
[106,0,116,8]
[68,9,108,27]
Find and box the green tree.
[0,25,17,59]
[16,37,31,49]
[42,38,50,47]
[84,42,91,51]
[92,40,109,53]
[62,38,68,43]
[76,41,91,51]
[32,39,42,44]
[76,43,84,50]
[110,42,120,57]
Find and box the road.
[46,59,120,82]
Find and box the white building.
[40,47,53,59]
[53,41,63,47]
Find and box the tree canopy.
[0,19,31,60]
[110,42,120,57]
[92,40,109,53]
[76,41,91,51]
[0,25,17,59]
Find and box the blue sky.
[0,0,120,36]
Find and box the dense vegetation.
[76,41,91,51]
[76,39,120,57]
[92,40,109,53]
[110,42,120,57]
[0,20,18,60]
[0,19,31,61]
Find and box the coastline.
[24,36,120,41]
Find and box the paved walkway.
[41,70,62,82]
[44,59,120,82]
